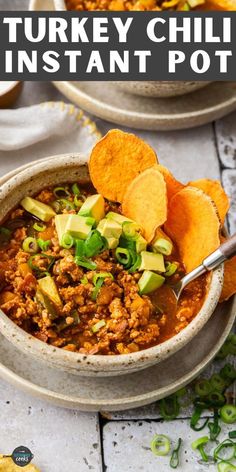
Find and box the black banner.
[0,11,235,81]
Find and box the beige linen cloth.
[0,101,101,179]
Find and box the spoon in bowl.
[150,233,236,312]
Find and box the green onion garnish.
[208,409,221,441]
[58,198,75,211]
[91,319,106,333]
[217,461,236,472]
[191,436,209,462]
[190,406,209,431]
[210,374,227,393]
[93,272,114,286]
[22,237,39,254]
[150,434,170,456]
[53,187,71,198]
[170,438,182,469]
[165,262,178,277]
[28,253,55,273]
[115,247,131,267]
[229,431,236,439]
[71,183,80,196]
[220,364,236,382]
[33,222,46,232]
[74,195,83,208]
[154,238,173,256]
[214,439,236,461]
[84,230,107,258]
[75,258,97,270]
[220,404,236,424]
[159,395,180,421]
[91,278,104,301]
[128,254,141,274]
[37,239,51,251]
[194,379,212,397]
[75,239,85,258]
[81,276,88,285]
[61,233,74,249]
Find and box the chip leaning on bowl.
[0,130,234,357]
[65,0,236,11]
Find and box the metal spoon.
[171,232,236,302]
[150,233,236,314]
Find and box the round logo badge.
[11,446,34,467]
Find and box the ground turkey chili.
[0,182,208,355]
[65,0,233,11]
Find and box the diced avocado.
[79,194,105,224]
[107,237,119,249]
[97,218,122,240]
[136,234,147,253]
[55,214,71,245]
[138,270,165,295]
[152,229,173,256]
[65,214,92,240]
[38,276,62,314]
[106,211,133,225]
[139,251,165,272]
[21,196,55,222]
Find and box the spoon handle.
[203,233,236,271]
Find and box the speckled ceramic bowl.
[0,154,224,377]
[53,0,211,98]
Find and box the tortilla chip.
[189,179,230,225]
[0,456,40,471]
[89,129,157,202]
[164,186,220,272]
[156,165,184,202]
[122,167,167,242]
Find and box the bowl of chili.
[0,153,224,377]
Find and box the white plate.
[30,0,236,131]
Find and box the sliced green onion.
[37,238,51,251]
[208,409,221,441]
[71,183,80,196]
[191,436,209,462]
[216,344,231,360]
[159,395,180,421]
[75,239,85,258]
[229,431,236,439]
[165,262,178,277]
[53,187,71,198]
[122,221,140,240]
[220,404,236,424]
[75,258,97,271]
[170,438,182,469]
[59,198,75,211]
[91,278,104,301]
[214,440,236,462]
[150,434,170,456]
[74,195,83,208]
[129,254,141,274]
[91,319,106,333]
[93,272,114,286]
[22,237,39,254]
[33,222,46,232]
[61,233,74,249]
[28,253,55,273]
[115,247,131,267]
[190,406,209,431]
[220,364,236,382]
[81,276,88,285]
[51,201,61,214]
[210,374,227,392]
[194,379,212,397]
[208,391,226,407]
[154,238,173,256]
[78,209,91,217]
[84,230,107,258]
[218,462,236,472]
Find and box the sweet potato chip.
[122,168,167,242]
[189,178,230,225]
[220,236,236,302]
[164,186,220,272]
[89,129,157,202]
[156,165,184,202]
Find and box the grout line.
[99,413,107,472]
